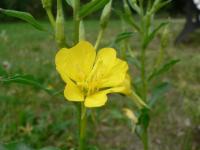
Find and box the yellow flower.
[55,41,131,107]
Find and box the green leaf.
[114,9,140,32]
[65,0,74,9]
[0,74,55,94]
[79,0,110,18]
[151,0,171,14]
[0,8,45,31]
[127,0,141,15]
[148,59,180,81]
[143,22,168,49]
[148,82,171,108]
[127,52,141,70]
[113,32,134,44]
[136,108,150,140]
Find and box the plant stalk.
[140,45,147,102]
[142,129,149,150]
[74,0,80,44]
[46,9,55,29]
[78,103,87,150]
[95,29,104,49]
[140,14,149,150]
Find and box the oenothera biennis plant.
[55,41,147,149]
[0,0,147,149]
[114,0,179,150]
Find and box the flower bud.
[55,0,66,48]
[100,0,112,29]
[161,24,169,49]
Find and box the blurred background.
[0,0,189,20]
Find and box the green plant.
[115,0,179,149]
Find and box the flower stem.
[79,103,87,150]
[46,9,55,29]
[142,129,148,150]
[74,0,80,44]
[95,29,104,49]
[140,46,147,102]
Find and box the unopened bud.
[100,0,112,29]
[161,24,169,49]
[55,0,66,48]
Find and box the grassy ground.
[0,20,200,150]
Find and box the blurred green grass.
[0,20,200,150]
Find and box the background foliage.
[0,0,187,21]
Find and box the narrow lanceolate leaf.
[143,22,168,49]
[114,9,140,32]
[148,82,171,108]
[148,59,180,81]
[0,8,45,31]
[127,0,141,15]
[113,32,134,44]
[65,0,74,9]
[79,0,110,18]
[136,108,150,140]
[123,0,140,32]
[0,74,54,94]
[151,0,171,14]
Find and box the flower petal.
[84,90,109,107]
[64,80,84,101]
[88,48,116,78]
[96,48,117,71]
[99,58,129,88]
[116,73,132,95]
[84,74,131,107]
[55,41,96,83]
